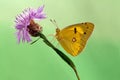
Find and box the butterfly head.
[55,28,61,39]
[56,28,60,33]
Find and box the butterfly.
[51,20,94,56]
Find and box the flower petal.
[34,13,46,19]
[24,27,31,42]
[16,30,21,43]
[37,5,44,13]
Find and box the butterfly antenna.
[30,37,40,45]
[50,19,59,28]
[53,20,59,28]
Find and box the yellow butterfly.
[51,20,94,56]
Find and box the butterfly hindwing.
[58,29,82,56]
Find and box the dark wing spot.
[84,32,87,35]
[81,23,84,24]
[86,26,89,29]
[74,27,77,34]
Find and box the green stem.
[39,32,80,80]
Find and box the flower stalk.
[39,32,80,80]
[15,5,80,80]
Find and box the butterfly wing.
[56,22,94,56]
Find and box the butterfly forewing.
[56,22,94,56]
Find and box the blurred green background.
[0,0,120,80]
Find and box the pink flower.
[15,5,46,43]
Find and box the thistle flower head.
[15,5,46,43]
